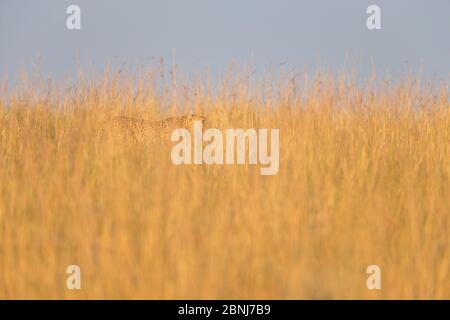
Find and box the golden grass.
[0,69,449,299]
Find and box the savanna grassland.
[0,67,449,299]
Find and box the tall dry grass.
[0,67,449,299]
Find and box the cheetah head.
[185,114,207,126]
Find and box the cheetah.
[109,114,207,140]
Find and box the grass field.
[0,68,449,299]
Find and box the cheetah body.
[110,114,206,139]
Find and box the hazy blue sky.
[1,0,449,81]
